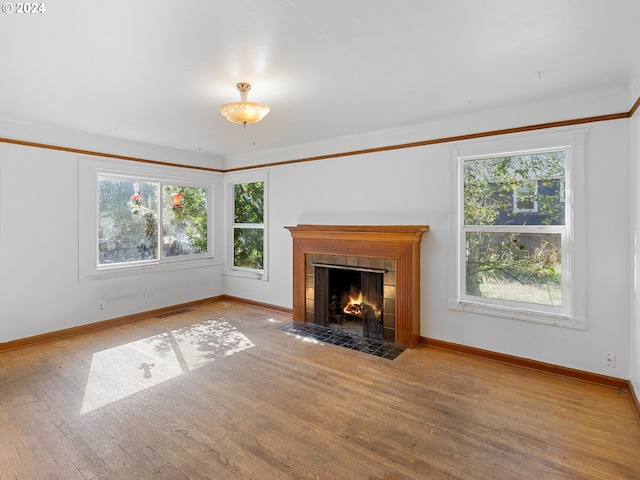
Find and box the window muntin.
[225,170,268,279]
[450,131,586,329]
[462,151,566,308]
[233,181,264,270]
[79,158,215,281]
[98,176,208,267]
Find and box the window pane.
[234,182,264,224]
[514,181,538,212]
[234,227,264,269]
[464,152,565,226]
[98,178,158,265]
[465,232,561,306]
[162,186,208,257]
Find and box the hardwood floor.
[1,300,639,479]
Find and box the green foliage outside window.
[233,182,264,270]
[98,177,207,265]
[164,186,208,254]
[463,152,565,305]
[99,178,159,264]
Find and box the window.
[225,170,268,279]
[450,130,586,328]
[98,177,208,265]
[80,159,215,279]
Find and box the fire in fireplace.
[313,263,385,340]
[342,287,381,319]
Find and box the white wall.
[0,118,225,171]
[631,110,640,392]
[0,122,226,343]
[1,89,636,381]
[225,113,633,379]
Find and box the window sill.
[224,268,268,281]
[81,256,216,281]
[448,299,585,329]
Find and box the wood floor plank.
[0,300,638,479]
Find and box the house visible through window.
[462,151,565,306]
[513,180,538,212]
[449,131,586,329]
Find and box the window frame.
[449,130,587,329]
[224,169,269,280]
[79,158,216,281]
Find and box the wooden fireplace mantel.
[285,224,429,348]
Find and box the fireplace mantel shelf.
[285,224,429,348]
[285,224,429,240]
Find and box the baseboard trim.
[630,382,640,423]
[421,337,630,390]
[0,295,291,354]
[221,295,293,315]
[0,296,224,353]
[1,297,634,403]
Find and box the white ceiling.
[1,0,638,158]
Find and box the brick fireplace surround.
[285,225,429,348]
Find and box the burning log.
[344,302,364,317]
[343,287,381,324]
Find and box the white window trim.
[448,129,587,329]
[79,158,217,281]
[224,169,269,281]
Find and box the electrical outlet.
[97,302,105,312]
[603,352,616,367]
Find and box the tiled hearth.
[285,225,429,348]
[279,321,406,360]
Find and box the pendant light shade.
[218,82,270,126]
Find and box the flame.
[348,291,363,306]
[343,289,381,318]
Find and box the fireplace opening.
[313,264,385,340]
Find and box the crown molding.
[1,96,639,173]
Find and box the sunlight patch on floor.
[80,319,253,415]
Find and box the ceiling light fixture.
[218,82,270,127]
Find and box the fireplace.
[285,225,429,348]
[312,258,388,340]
